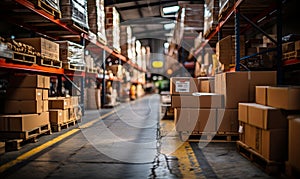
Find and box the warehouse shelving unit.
[193,0,288,83]
[0,0,146,113]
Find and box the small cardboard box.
[6,88,43,100]
[248,103,287,130]
[217,109,238,132]
[49,109,64,124]
[261,129,287,161]
[198,77,215,93]
[170,77,200,95]
[49,97,70,109]
[174,108,216,132]
[288,116,300,172]
[267,86,300,110]
[171,93,224,108]
[4,100,43,114]
[255,86,269,105]
[245,123,262,153]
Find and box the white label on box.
[175,81,190,92]
[64,102,67,106]
[238,125,243,133]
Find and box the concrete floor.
[0,94,282,178]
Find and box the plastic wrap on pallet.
[60,0,89,30]
[56,41,85,65]
[44,0,60,10]
[179,4,204,30]
[87,0,106,43]
[204,0,219,36]
[0,38,13,59]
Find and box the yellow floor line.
[0,109,119,173]
[171,142,205,179]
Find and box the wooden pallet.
[285,162,300,179]
[11,52,36,64]
[34,0,61,19]
[179,131,239,142]
[283,50,300,61]
[60,18,89,34]
[37,58,62,68]
[51,119,79,132]
[0,124,52,152]
[63,62,85,71]
[86,67,98,74]
[236,141,283,176]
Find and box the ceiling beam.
[115,1,176,11]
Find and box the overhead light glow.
[163,6,179,14]
[164,23,175,30]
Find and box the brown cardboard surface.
[170,77,200,95]
[49,97,70,109]
[288,116,300,172]
[0,112,49,131]
[248,103,287,130]
[174,108,216,132]
[49,109,64,124]
[261,129,287,161]
[245,123,262,153]
[43,89,49,100]
[267,86,300,110]
[217,109,238,132]
[44,76,50,89]
[215,72,249,108]
[199,77,215,93]
[171,93,224,108]
[7,88,43,100]
[248,71,277,102]
[238,103,249,123]
[43,100,48,112]
[255,86,269,105]
[4,100,43,114]
[70,96,79,106]
[9,75,44,88]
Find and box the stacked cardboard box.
[84,88,101,110]
[238,86,300,162]
[288,115,300,174]
[0,75,50,133]
[87,0,106,43]
[56,41,85,66]
[105,7,121,52]
[204,0,219,37]
[120,26,133,58]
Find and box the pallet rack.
[0,0,146,114]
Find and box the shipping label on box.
[248,103,287,130]
[175,81,190,93]
[170,77,199,95]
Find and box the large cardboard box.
[248,103,287,130]
[174,108,216,132]
[248,71,277,102]
[217,109,238,132]
[4,100,43,114]
[288,116,300,172]
[267,86,300,110]
[245,123,262,153]
[9,75,44,88]
[49,97,70,109]
[261,129,287,161]
[171,93,224,108]
[238,103,251,123]
[6,88,43,100]
[170,77,200,95]
[215,72,249,108]
[255,86,269,105]
[0,112,49,131]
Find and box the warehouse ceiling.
[105,0,204,42]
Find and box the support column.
[235,8,241,71]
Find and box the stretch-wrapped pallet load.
[204,0,219,37]
[179,3,204,30]
[87,0,106,43]
[60,0,89,32]
[56,41,85,69]
[105,6,120,52]
[120,26,133,57]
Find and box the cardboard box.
[288,116,300,172]
[255,86,269,105]
[43,100,48,112]
[0,112,49,131]
[70,96,79,106]
[215,72,249,108]
[198,77,215,93]
[216,35,232,65]
[49,109,64,124]
[170,77,200,95]
[217,109,238,132]
[9,75,44,88]
[43,89,49,100]
[174,108,216,132]
[267,86,300,110]
[245,123,262,153]
[49,97,70,109]
[248,103,287,130]
[261,129,287,161]
[4,100,43,114]
[171,93,224,108]
[6,88,43,100]
[44,76,50,89]
[248,71,277,102]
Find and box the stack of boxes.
[120,25,133,58]
[204,0,220,37]
[105,7,121,52]
[179,3,204,30]
[87,0,106,43]
[60,0,89,31]
[56,41,85,69]
[0,75,50,136]
[238,86,300,163]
